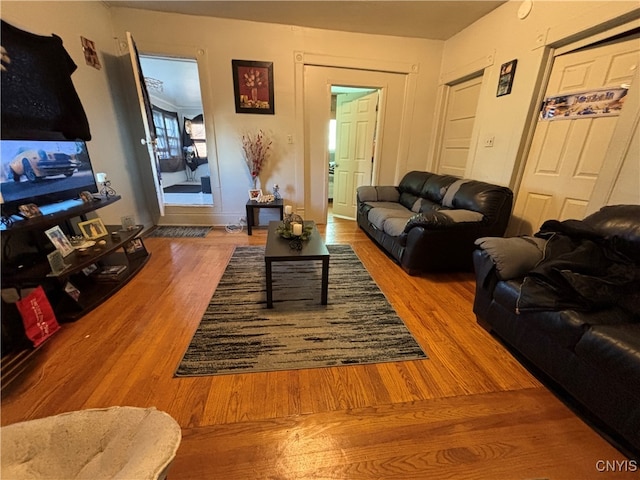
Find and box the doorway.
[138,55,212,207]
[303,65,408,223]
[329,86,379,220]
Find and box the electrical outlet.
[484,136,495,148]
[287,134,294,144]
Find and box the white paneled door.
[511,37,639,235]
[126,32,165,217]
[332,91,379,219]
[436,75,482,177]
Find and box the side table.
[245,198,284,235]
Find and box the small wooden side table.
[245,198,283,235]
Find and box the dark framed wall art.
[496,59,517,97]
[232,60,274,114]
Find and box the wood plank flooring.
[1,215,633,479]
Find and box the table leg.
[321,257,329,305]
[266,259,273,308]
[246,204,253,235]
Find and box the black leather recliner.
[473,204,640,458]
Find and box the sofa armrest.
[357,185,400,203]
[403,210,484,233]
[474,236,547,280]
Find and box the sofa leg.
[476,317,492,333]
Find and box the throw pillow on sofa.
[475,236,547,280]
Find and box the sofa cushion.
[377,186,401,202]
[475,236,547,280]
[357,186,399,203]
[442,179,470,207]
[452,181,514,225]
[398,171,431,195]
[584,204,640,263]
[520,308,636,350]
[384,217,412,237]
[440,209,484,223]
[575,323,640,389]
[399,191,421,211]
[367,205,412,232]
[421,174,458,203]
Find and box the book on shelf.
[95,265,127,281]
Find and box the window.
[151,106,181,160]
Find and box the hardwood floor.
[1,214,633,479]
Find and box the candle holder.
[96,173,116,198]
[99,180,117,198]
[276,211,313,249]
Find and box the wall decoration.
[248,189,262,201]
[540,87,629,121]
[80,36,101,70]
[232,60,274,114]
[496,59,517,97]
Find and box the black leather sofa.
[357,171,513,274]
[472,205,640,457]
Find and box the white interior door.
[332,91,378,219]
[511,37,639,235]
[436,75,482,177]
[126,32,164,216]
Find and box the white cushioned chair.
[1,406,181,480]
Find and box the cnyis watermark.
[595,460,638,473]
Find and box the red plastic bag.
[16,286,60,347]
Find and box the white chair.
[1,406,181,480]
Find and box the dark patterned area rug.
[175,244,427,376]
[147,226,212,238]
[163,184,202,194]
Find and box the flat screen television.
[0,138,98,215]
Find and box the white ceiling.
[106,1,507,40]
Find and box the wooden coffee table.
[264,220,330,308]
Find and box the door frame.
[296,52,417,223]
[118,36,222,222]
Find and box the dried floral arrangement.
[242,130,272,187]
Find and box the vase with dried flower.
[242,130,272,189]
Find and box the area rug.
[147,226,212,238]
[163,184,202,194]
[175,244,427,376]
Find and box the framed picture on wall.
[232,59,275,115]
[496,59,517,97]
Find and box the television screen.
[0,139,98,213]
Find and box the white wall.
[4,1,635,228]
[1,1,153,227]
[107,7,443,225]
[440,0,640,188]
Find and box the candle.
[96,172,107,183]
[292,222,303,236]
[284,205,292,215]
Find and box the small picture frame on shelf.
[79,191,94,203]
[44,225,74,257]
[120,214,136,231]
[18,203,42,218]
[124,238,147,260]
[78,218,107,239]
[47,250,67,275]
[248,189,262,201]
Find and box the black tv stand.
[1,195,149,390]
